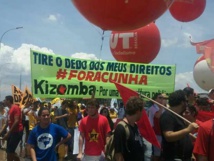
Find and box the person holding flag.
[159,90,199,161]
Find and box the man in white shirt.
[148,93,164,161]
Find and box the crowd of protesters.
[0,87,214,161]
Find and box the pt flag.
[113,81,160,148]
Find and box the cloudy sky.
[0,0,213,100]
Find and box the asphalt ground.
[0,144,66,161]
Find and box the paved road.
[0,149,24,161]
[0,144,65,161]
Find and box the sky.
[0,0,213,100]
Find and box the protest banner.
[30,49,176,98]
[20,86,34,107]
[11,85,23,104]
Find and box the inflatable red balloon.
[169,0,206,22]
[110,23,161,64]
[71,0,174,31]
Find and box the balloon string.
[99,30,105,61]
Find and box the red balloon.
[71,0,173,31]
[110,23,161,64]
[169,0,206,22]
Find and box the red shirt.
[8,104,23,132]
[193,119,214,160]
[153,116,161,135]
[79,114,111,155]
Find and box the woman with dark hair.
[183,104,198,123]
[100,107,114,131]
[27,107,71,161]
[195,97,211,111]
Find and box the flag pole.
[139,93,197,139]
[112,81,197,139]
[139,93,191,124]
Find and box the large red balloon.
[110,23,161,64]
[169,0,206,22]
[71,0,174,31]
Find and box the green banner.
[31,50,176,99]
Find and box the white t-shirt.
[0,109,7,129]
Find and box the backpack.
[105,121,130,161]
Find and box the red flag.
[113,81,161,148]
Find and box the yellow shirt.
[50,111,57,124]
[28,110,37,131]
[109,110,118,119]
[67,107,79,128]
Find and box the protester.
[148,93,164,161]
[208,88,214,100]
[67,99,79,160]
[195,97,211,111]
[162,93,169,107]
[22,101,31,147]
[0,101,6,149]
[160,90,199,161]
[183,87,196,105]
[112,102,118,113]
[117,102,125,119]
[193,119,214,161]
[27,107,71,161]
[114,96,144,161]
[182,104,201,149]
[50,105,58,124]
[27,101,40,133]
[100,107,114,132]
[23,101,39,158]
[207,88,214,111]
[182,104,196,120]
[80,104,88,117]
[55,100,70,160]
[77,99,111,161]
[109,107,118,120]
[0,95,23,161]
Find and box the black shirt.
[56,108,68,129]
[160,111,193,160]
[114,121,144,161]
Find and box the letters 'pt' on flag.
[112,81,160,148]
